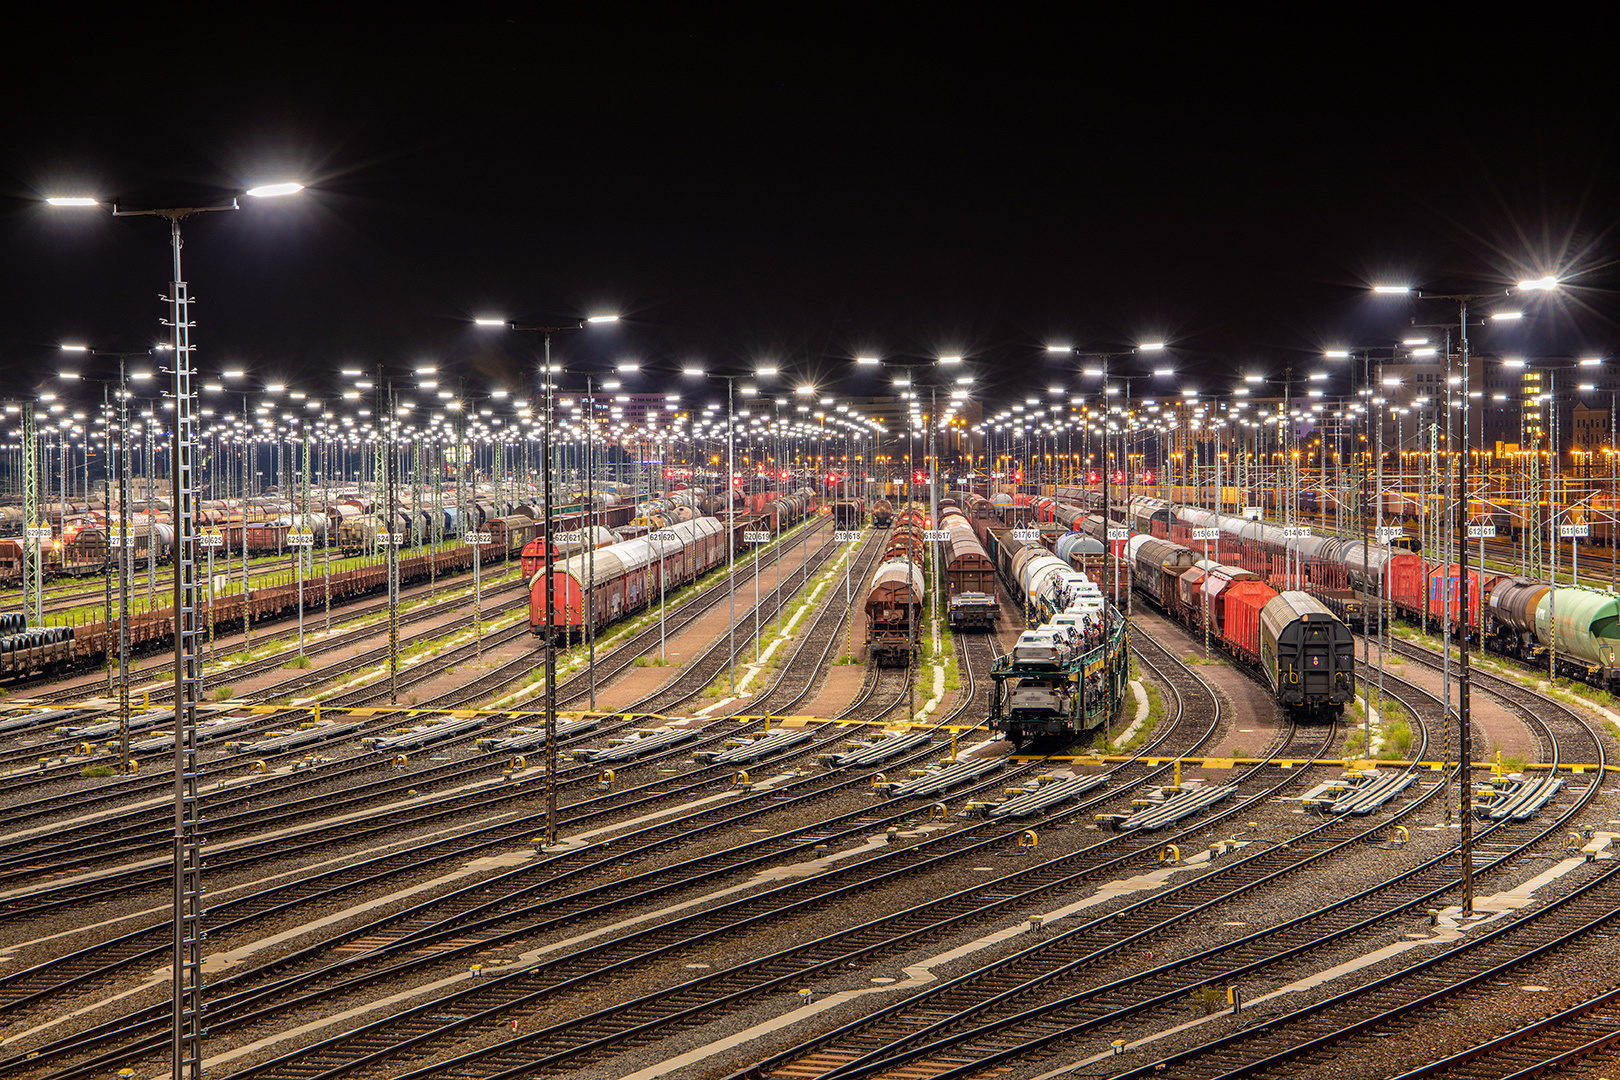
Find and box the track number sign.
[743,531,771,543]
[1376,526,1405,544]
[1561,524,1590,538]
[468,532,492,545]
[833,531,861,543]
[1191,527,1220,540]
[649,531,682,544]
[288,531,315,546]
[196,533,223,548]
[1010,529,1039,542]
[1107,528,1129,541]
[1467,524,1496,539]
[1283,527,1312,539]
[923,529,951,541]
[23,527,51,541]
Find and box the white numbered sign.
[468,532,492,545]
[1191,527,1220,540]
[1283,526,1312,539]
[1010,529,1039,542]
[1467,524,1496,539]
[376,533,404,545]
[554,530,583,543]
[1107,527,1129,541]
[1561,524,1590,538]
[24,527,51,541]
[649,531,683,544]
[743,531,771,543]
[196,533,223,548]
[923,529,951,541]
[109,531,138,548]
[832,530,861,543]
[287,532,315,546]
[1376,526,1405,544]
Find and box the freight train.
[1126,527,1356,722]
[939,507,998,630]
[0,531,527,685]
[1147,498,1620,691]
[865,557,924,666]
[528,495,817,642]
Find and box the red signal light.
[1087,471,1099,484]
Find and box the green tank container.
[1535,586,1620,669]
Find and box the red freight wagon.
[1223,580,1280,663]
[1428,563,1483,631]
[1200,564,1261,638]
[1384,551,1430,620]
[1174,564,1209,623]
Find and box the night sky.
[3,15,1616,417]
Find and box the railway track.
[914,645,1605,1079]
[126,626,1252,1080]
[0,610,1174,1080]
[0,527,853,872]
[0,518,835,803]
[1108,851,1620,1080]
[0,588,530,770]
[724,613,1608,1079]
[0,579,1005,1076]
[23,569,528,706]
[0,521,844,869]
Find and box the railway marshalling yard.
[4,519,1620,1080]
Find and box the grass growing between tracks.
[492,518,838,713]
[691,527,855,706]
[1388,620,1620,720]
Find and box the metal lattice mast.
[22,405,41,626]
[1529,424,1543,586]
[412,440,423,552]
[160,227,206,1080]
[372,426,387,583]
